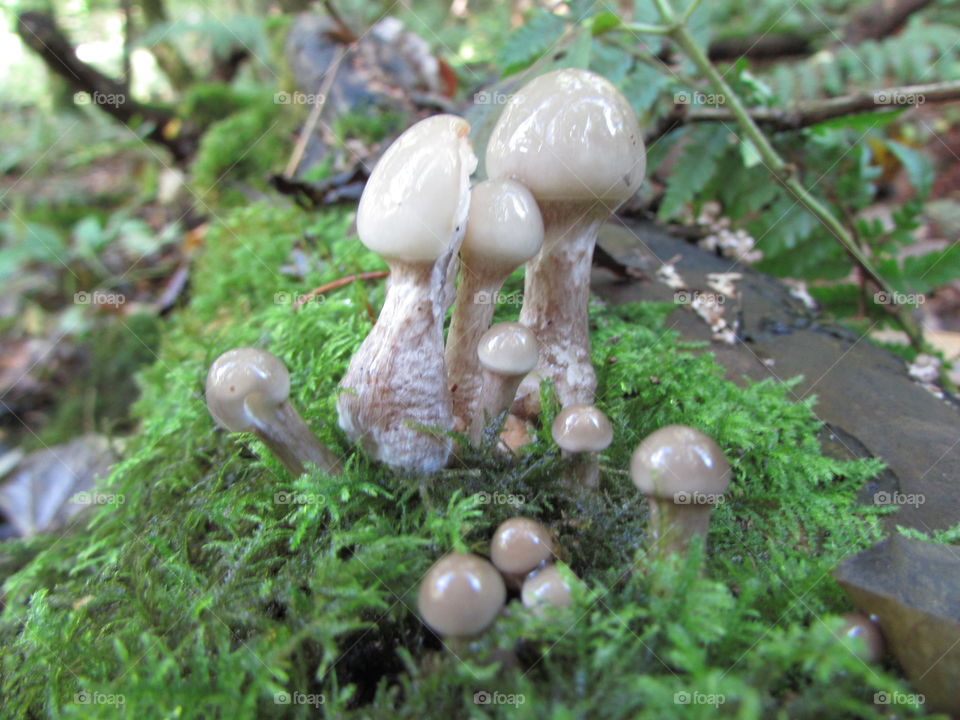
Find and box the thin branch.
[294,271,389,309]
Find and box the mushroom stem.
[469,366,524,444]
[515,201,605,413]
[561,450,601,489]
[337,260,454,472]
[249,400,341,476]
[447,272,500,428]
[646,500,714,557]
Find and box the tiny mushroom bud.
[469,322,539,444]
[551,404,613,488]
[446,178,543,427]
[486,68,646,412]
[521,564,573,614]
[337,115,477,472]
[836,613,885,664]
[418,552,506,647]
[491,517,557,588]
[630,424,731,558]
[206,348,340,475]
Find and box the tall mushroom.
[630,425,731,558]
[446,178,543,427]
[485,68,646,412]
[337,114,477,472]
[206,348,341,475]
[470,322,539,445]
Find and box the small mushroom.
[337,115,477,472]
[446,179,543,427]
[418,552,506,652]
[630,424,731,558]
[835,613,885,664]
[521,564,573,614]
[486,68,646,412]
[206,348,340,475]
[490,517,557,588]
[551,404,613,488]
[469,322,539,444]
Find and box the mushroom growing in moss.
[630,425,731,558]
[337,114,477,472]
[521,564,574,614]
[486,68,646,413]
[206,348,340,475]
[490,516,557,588]
[446,178,543,427]
[551,404,613,488]
[418,552,506,651]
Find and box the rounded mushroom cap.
[490,517,556,575]
[417,552,506,637]
[485,69,645,206]
[477,323,539,377]
[462,179,544,276]
[206,348,290,432]
[357,114,478,263]
[551,404,613,453]
[837,613,885,664]
[630,424,731,500]
[521,564,573,612]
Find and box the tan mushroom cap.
[357,114,478,263]
[206,348,290,432]
[485,68,645,206]
[490,517,556,575]
[521,564,572,612]
[462,179,544,276]
[838,613,885,664]
[630,424,731,499]
[477,323,539,377]
[551,404,613,453]
[417,552,506,637]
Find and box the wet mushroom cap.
[357,114,477,263]
[551,404,613,453]
[490,517,556,575]
[417,553,506,637]
[485,68,645,205]
[521,564,572,611]
[838,613,885,664]
[462,179,544,276]
[477,323,539,376]
[630,424,731,498]
[206,348,290,432]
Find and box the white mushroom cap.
[206,348,290,432]
[477,323,539,376]
[551,404,613,453]
[461,179,544,276]
[490,517,556,575]
[630,424,731,499]
[521,564,573,612]
[417,552,506,637]
[357,114,478,263]
[485,69,645,206]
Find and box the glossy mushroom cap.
[485,69,645,206]
[462,179,544,277]
[477,323,539,377]
[417,553,506,637]
[837,613,885,664]
[630,424,731,499]
[357,114,478,263]
[490,517,556,575]
[551,404,613,453]
[521,564,572,612]
[206,348,290,432]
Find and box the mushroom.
[551,404,613,488]
[445,178,543,427]
[836,613,885,664]
[490,516,557,589]
[417,552,506,653]
[206,348,341,475]
[521,564,573,614]
[629,425,731,558]
[485,68,646,412]
[337,114,477,472]
[469,322,539,445]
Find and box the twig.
[294,271,389,309]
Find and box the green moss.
[0,203,931,718]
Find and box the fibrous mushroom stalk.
[646,499,718,556]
